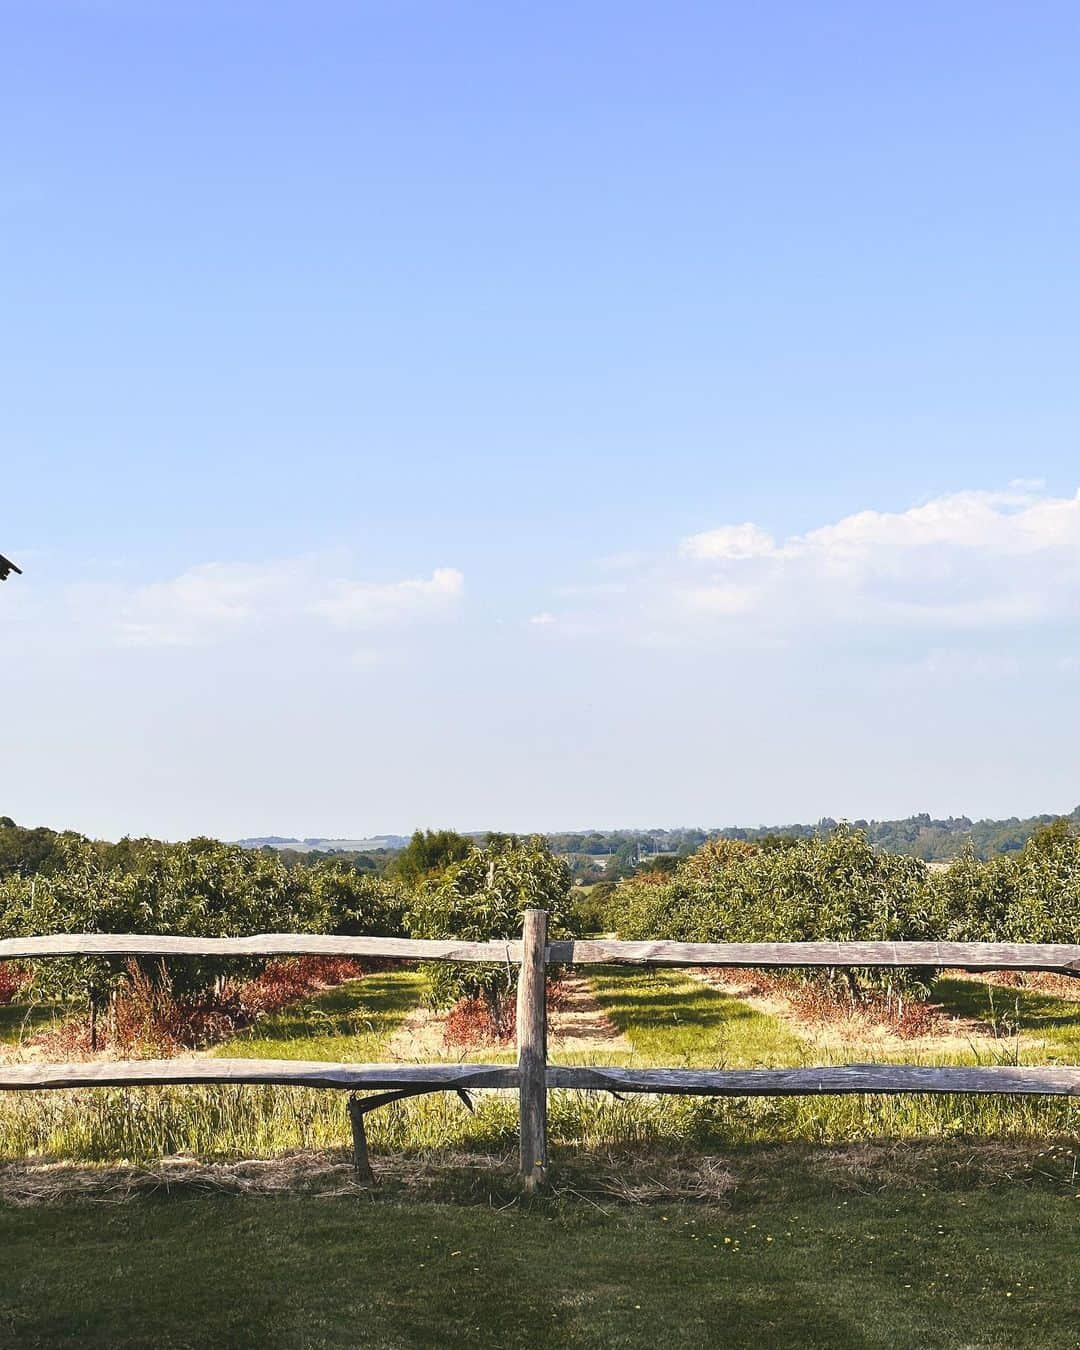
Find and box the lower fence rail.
[0,1061,516,1092]
[548,1064,1080,1096]
[1,1060,1076,1097]
[1,1059,1075,1186]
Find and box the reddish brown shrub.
[443,995,516,1046]
[714,967,943,1039]
[30,954,369,1058]
[237,956,365,1016]
[0,964,29,1006]
[545,976,571,1012]
[442,980,570,1047]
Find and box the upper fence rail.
[0,934,516,963]
[548,939,1080,973]
[0,933,1077,973]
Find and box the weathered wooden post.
[516,907,548,1191]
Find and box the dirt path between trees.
[549,972,632,1055]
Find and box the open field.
[0,967,1076,1161]
[0,1144,1076,1348]
[218,971,429,1063]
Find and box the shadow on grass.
[933,977,1080,1054]
[0,1002,62,1045]
[218,970,429,1061]
[590,968,805,1067]
[1,1147,1077,1350]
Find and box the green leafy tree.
[387,829,473,886]
[607,827,940,1004]
[306,862,408,937]
[0,837,411,1040]
[406,835,573,1033]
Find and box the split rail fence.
[1,911,1078,1189]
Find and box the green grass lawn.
[580,968,1078,1145]
[932,977,1080,1063]
[0,1168,1075,1348]
[589,968,805,1067]
[0,969,1075,1349]
[589,967,1080,1071]
[216,970,429,1061]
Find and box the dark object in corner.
[0,555,22,581]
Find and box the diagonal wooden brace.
[346,1086,476,1186]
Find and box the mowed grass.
[579,968,1079,1145]
[932,977,1080,1063]
[589,968,804,1066]
[216,970,429,1062]
[0,1176,1075,1348]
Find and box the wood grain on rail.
[547,1064,1080,1096]
[547,939,1080,973]
[0,933,518,964]
[3,934,1077,973]
[0,1060,518,1092]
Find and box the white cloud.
[674,487,1080,631]
[680,522,777,561]
[544,485,1080,644]
[69,558,464,648]
[109,560,299,647]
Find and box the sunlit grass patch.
[0,1002,63,1045]
[932,977,1080,1063]
[0,969,1075,1164]
[216,969,429,1062]
[590,968,806,1067]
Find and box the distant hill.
[2,810,1076,883]
[236,835,410,853]
[709,806,1080,861]
[545,808,1080,864]
[237,807,1080,867]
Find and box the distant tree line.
[541,809,1080,865]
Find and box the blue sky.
[3,3,1080,839]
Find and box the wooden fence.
[0,913,1077,1189]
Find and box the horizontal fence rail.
[3,934,1077,974]
[548,1065,1080,1097]
[0,933,518,964]
[0,917,1076,1185]
[547,939,1080,973]
[0,1061,516,1092]
[2,1061,1076,1097]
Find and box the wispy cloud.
[67,557,465,649]
[680,522,776,561]
[314,567,463,630]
